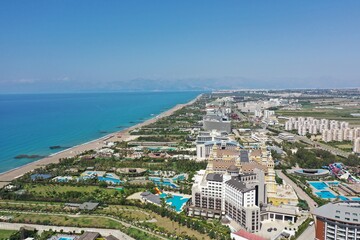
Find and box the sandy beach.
[0,94,201,188]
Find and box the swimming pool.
[352,197,360,201]
[326,181,339,186]
[149,177,179,188]
[58,237,75,240]
[338,196,349,201]
[315,191,337,199]
[173,174,186,181]
[98,176,122,184]
[308,182,328,190]
[159,193,190,212]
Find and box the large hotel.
[313,201,360,240]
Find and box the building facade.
[313,201,360,240]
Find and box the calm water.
[0,92,199,173]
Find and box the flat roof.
[313,201,360,224]
[78,232,100,240]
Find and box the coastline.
[0,94,202,187]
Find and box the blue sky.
[1,1,360,92]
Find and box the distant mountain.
[107,78,254,91]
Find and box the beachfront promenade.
[0,94,201,188]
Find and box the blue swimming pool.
[160,193,190,212]
[315,191,337,199]
[326,181,339,186]
[149,177,178,188]
[173,174,185,181]
[352,197,360,201]
[338,196,349,201]
[58,237,75,240]
[98,176,122,184]
[309,182,328,190]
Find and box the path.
[0,222,134,240]
[0,210,166,240]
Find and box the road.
[276,170,316,240]
[297,225,315,240]
[296,135,350,158]
[276,170,317,212]
[0,222,135,240]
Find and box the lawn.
[0,229,16,239]
[99,205,152,221]
[152,215,211,240]
[23,184,123,203]
[0,200,67,213]
[24,184,116,195]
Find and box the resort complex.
[0,90,359,240]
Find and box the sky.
[0,0,360,93]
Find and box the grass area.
[22,184,125,203]
[24,184,116,195]
[320,141,354,152]
[0,201,208,239]
[1,212,123,229]
[127,228,161,240]
[0,201,66,212]
[0,229,16,239]
[152,215,211,240]
[99,205,151,221]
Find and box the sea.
[0,91,200,173]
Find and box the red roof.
[232,230,266,240]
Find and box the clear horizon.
[1,1,360,93]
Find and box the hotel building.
[313,201,360,240]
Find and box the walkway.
[0,222,135,240]
[0,210,166,240]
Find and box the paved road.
[297,225,315,240]
[276,170,316,240]
[296,135,350,158]
[0,222,135,240]
[276,170,317,212]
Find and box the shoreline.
[0,94,202,187]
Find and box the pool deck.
[307,181,357,201]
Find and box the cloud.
[56,76,71,81]
[14,78,37,84]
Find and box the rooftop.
[141,191,161,205]
[231,230,266,240]
[313,201,360,224]
[206,173,223,182]
[225,177,252,192]
[78,232,100,240]
[79,202,99,211]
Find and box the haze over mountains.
[1,76,358,93]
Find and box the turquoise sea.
[0,92,200,173]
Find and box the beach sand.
[0,94,201,188]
